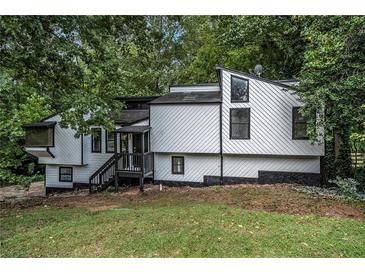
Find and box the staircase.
[89,154,119,193]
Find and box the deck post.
[140,132,145,192]
[114,131,119,192]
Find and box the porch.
[89,125,153,193]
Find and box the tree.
[297,16,365,181]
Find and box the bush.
[0,170,44,188]
[295,177,365,202]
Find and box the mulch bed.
[1,184,364,220]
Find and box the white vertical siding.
[45,165,73,188]
[221,70,324,156]
[150,104,220,153]
[154,153,220,182]
[223,155,320,178]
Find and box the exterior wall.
[131,119,149,126]
[38,115,82,165]
[221,70,324,156]
[150,104,220,153]
[154,153,220,183]
[45,126,117,187]
[223,155,320,178]
[170,84,220,93]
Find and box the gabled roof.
[112,109,149,125]
[215,65,295,90]
[149,91,221,105]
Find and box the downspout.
[217,67,223,185]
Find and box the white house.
[23,66,324,193]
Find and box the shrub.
[329,177,364,201]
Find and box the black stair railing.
[89,154,121,193]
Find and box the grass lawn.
[1,185,364,257]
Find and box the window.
[120,133,129,153]
[91,128,102,153]
[25,127,54,147]
[105,130,115,153]
[172,156,184,175]
[230,108,250,139]
[144,132,149,153]
[59,167,73,182]
[231,75,249,102]
[292,107,309,139]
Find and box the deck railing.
[116,152,154,174]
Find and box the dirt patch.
[1,184,364,220]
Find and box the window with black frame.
[172,156,184,174]
[59,167,73,182]
[91,128,102,153]
[25,127,54,147]
[230,108,250,139]
[292,107,309,139]
[105,130,115,153]
[231,75,249,102]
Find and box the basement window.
[231,75,249,102]
[105,130,115,153]
[59,167,73,182]
[292,107,309,140]
[91,128,102,153]
[172,156,184,175]
[24,127,54,147]
[230,108,250,139]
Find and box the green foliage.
[329,177,364,201]
[1,16,364,185]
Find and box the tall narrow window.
[144,132,149,153]
[292,107,309,139]
[91,128,102,153]
[120,133,129,153]
[105,130,115,153]
[230,108,250,139]
[231,75,249,102]
[172,156,184,175]
[59,167,73,182]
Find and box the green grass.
[1,201,364,257]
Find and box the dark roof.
[22,121,57,128]
[215,65,295,90]
[170,83,219,87]
[112,109,149,125]
[149,91,221,105]
[115,96,160,103]
[116,126,150,133]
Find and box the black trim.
[230,75,249,103]
[171,156,184,175]
[91,128,102,153]
[219,79,223,185]
[81,134,84,165]
[59,167,73,182]
[24,125,55,148]
[216,65,294,90]
[170,83,219,87]
[148,101,221,105]
[292,107,309,140]
[105,130,115,153]
[229,108,251,140]
[46,147,55,158]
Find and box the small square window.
[59,167,73,182]
[231,75,249,102]
[172,156,184,175]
